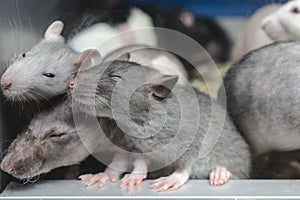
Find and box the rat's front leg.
[79,153,129,188]
[150,166,191,192]
[120,157,148,191]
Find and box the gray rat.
[68,50,250,191]
[0,20,78,101]
[221,42,300,155]
[0,99,131,187]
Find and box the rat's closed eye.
[49,132,67,138]
[108,72,121,79]
[43,73,55,78]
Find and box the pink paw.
[150,176,185,192]
[209,167,231,186]
[79,171,118,188]
[120,173,147,191]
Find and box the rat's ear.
[44,20,64,42]
[148,75,178,98]
[117,53,131,61]
[73,49,102,69]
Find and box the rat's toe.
[210,167,231,186]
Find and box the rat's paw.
[150,176,185,192]
[120,173,147,191]
[209,167,231,186]
[79,172,116,188]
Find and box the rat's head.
[68,51,178,119]
[262,0,300,41]
[0,105,89,179]
[1,21,78,101]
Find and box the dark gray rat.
[68,50,250,191]
[221,42,300,155]
[0,20,78,101]
[0,99,131,187]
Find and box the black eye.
[49,132,66,138]
[43,73,55,78]
[22,53,26,58]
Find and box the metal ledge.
[0,180,300,199]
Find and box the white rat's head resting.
[0,20,78,101]
[262,0,300,41]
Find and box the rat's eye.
[22,53,26,58]
[291,7,300,14]
[49,132,67,138]
[43,73,55,78]
[108,73,121,79]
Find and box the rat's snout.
[68,75,76,90]
[1,79,12,90]
[1,158,26,175]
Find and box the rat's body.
[1,99,130,185]
[231,4,280,63]
[69,55,250,191]
[221,42,300,155]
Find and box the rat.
[231,4,281,63]
[262,0,300,42]
[0,20,79,101]
[68,50,251,191]
[221,41,300,155]
[103,44,189,85]
[0,99,132,188]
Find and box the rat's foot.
[120,173,147,191]
[79,168,119,188]
[150,172,189,192]
[209,167,231,186]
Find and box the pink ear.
[44,20,64,42]
[149,75,178,98]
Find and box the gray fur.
[71,60,251,179]
[221,41,300,155]
[0,100,127,179]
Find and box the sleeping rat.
[221,42,300,155]
[68,50,251,191]
[0,99,131,187]
[0,20,79,101]
[262,0,300,42]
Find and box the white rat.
[0,21,78,101]
[262,0,300,41]
[231,4,281,63]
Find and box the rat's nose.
[1,81,12,90]
[68,80,75,90]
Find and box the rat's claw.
[79,172,111,188]
[120,173,147,191]
[209,167,231,186]
[78,174,94,185]
[150,176,185,192]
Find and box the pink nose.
[1,82,12,90]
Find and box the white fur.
[68,8,157,57]
[262,0,300,41]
